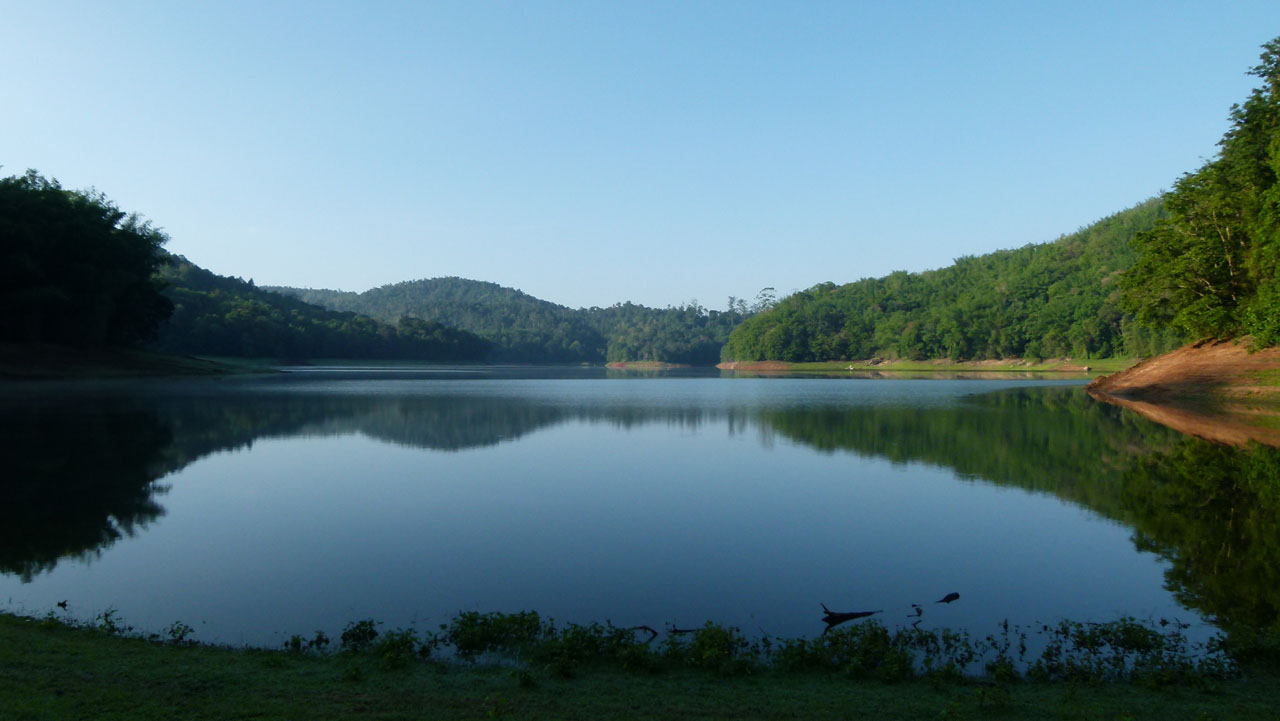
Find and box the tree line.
[724,36,1280,363]
[723,200,1183,362]
[273,279,759,365]
[1121,38,1280,347]
[151,257,491,361]
[10,36,1277,366]
[0,169,492,362]
[1,170,171,348]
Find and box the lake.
[3,368,1275,649]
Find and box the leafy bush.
[340,619,380,654]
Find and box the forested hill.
[723,200,1184,363]
[151,257,490,361]
[269,278,750,365]
[273,278,605,363]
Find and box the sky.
[3,1,1279,310]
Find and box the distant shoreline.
[0,343,268,380]
[717,357,1133,374]
[605,361,692,370]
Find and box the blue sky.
[3,1,1278,310]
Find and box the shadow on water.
[2,380,1277,642]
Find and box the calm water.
[3,368,1275,647]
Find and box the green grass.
[764,357,1138,374]
[4,612,1279,720]
[0,343,269,380]
[1249,368,1280,386]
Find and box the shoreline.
[1084,338,1280,447]
[3,610,1273,721]
[717,357,1132,374]
[0,343,267,380]
[605,361,692,370]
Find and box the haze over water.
[1,370,1260,648]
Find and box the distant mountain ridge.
[152,257,490,361]
[271,200,1181,365]
[271,277,605,363]
[268,277,750,365]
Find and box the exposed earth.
[1086,337,1280,447]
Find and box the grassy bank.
[4,612,1278,720]
[0,343,266,380]
[720,357,1137,375]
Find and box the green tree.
[1,170,172,346]
[1122,37,1280,344]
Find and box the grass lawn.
[3,613,1277,720]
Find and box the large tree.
[1,170,173,347]
[1122,38,1280,345]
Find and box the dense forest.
[8,41,1277,366]
[1122,39,1280,347]
[0,170,492,363]
[271,279,753,364]
[723,200,1183,362]
[1,171,172,348]
[152,257,490,362]
[725,37,1280,363]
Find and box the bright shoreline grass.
[4,612,1279,720]
[783,357,1138,373]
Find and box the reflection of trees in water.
[758,387,1280,639]
[0,402,171,581]
[0,390,735,580]
[1122,439,1280,638]
[758,387,1190,514]
[5,383,1278,641]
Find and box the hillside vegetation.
[1122,39,1280,347]
[152,257,490,362]
[1,171,171,348]
[724,200,1180,363]
[726,38,1280,365]
[272,278,751,365]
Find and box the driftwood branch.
[625,625,659,644]
[820,603,881,634]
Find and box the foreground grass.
[3,614,1278,721]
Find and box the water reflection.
[0,400,170,581]
[1121,438,1280,638]
[1,378,1276,643]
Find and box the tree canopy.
[723,200,1178,362]
[153,257,491,362]
[0,170,172,347]
[1121,37,1280,346]
[272,279,754,364]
